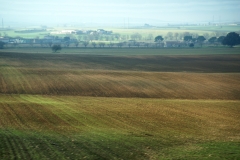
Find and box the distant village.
[0,29,113,46]
[0,27,233,48]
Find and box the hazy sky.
[1,0,240,26]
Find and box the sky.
[0,0,240,27]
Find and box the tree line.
[1,32,240,50]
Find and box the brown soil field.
[0,49,240,159]
[0,68,240,99]
[1,51,240,99]
[0,51,240,72]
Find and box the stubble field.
[0,48,240,159]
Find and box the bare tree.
[108,42,114,48]
[12,42,18,47]
[29,39,34,47]
[131,33,142,41]
[48,42,53,48]
[147,34,153,41]
[174,33,179,40]
[83,41,89,48]
[89,35,94,42]
[99,42,105,48]
[116,42,123,48]
[74,41,79,47]
[203,33,210,39]
[166,32,173,40]
[64,42,70,47]
[114,34,121,41]
[92,42,97,48]
[144,43,150,48]
[135,42,140,48]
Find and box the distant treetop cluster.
[0,29,240,49]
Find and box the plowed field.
[0,48,240,159]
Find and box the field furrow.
[1,67,240,99]
[0,95,240,159]
[0,49,240,159]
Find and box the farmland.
[0,48,240,159]
[1,25,240,39]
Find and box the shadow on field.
[1,51,240,72]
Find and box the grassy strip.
[1,129,239,160]
[0,95,240,159]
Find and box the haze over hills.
[1,0,240,27]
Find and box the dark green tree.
[197,36,206,47]
[217,36,225,43]
[154,35,164,42]
[189,43,194,48]
[51,44,62,52]
[154,35,164,48]
[184,36,192,42]
[208,37,217,44]
[222,32,240,47]
[0,41,5,49]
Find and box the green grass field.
[1,95,240,159]
[0,48,240,159]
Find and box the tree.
[174,33,179,40]
[203,33,210,39]
[83,41,89,48]
[64,42,70,47]
[52,44,62,52]
[92,42,97,48]
[184,36,192,42]
[189,43,194,48]
[131,33,142,41]
[217,36,225,44]
[63,36,70,42]
[197,36,206,47]
[154,35,164,48]
[183,36,192,46]
[12,42,18,47]
[166,32,173,40]
[116,42,123,48]
[155,35,164,42]
[147,34,153,41]
[208,37,217,45]
[108,42,114,48]
[135,42,141,48]
[114,34,121,40]
[27,39,34,47]
[0,41,5,49]
[183,32,191,37]
[99,42,105,48]
[74,41,79,47]
[222,32,240,47]
[48,42,53,47]
[144,43,150,48]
